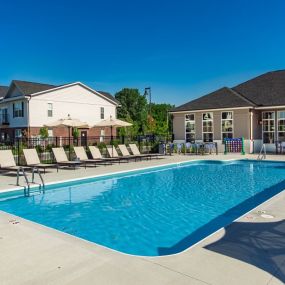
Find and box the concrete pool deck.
[0,154,285,284]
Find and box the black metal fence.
[0,135,172,165]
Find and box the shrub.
[39,127,49,139]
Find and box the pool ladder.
[17,167,45,196]
[257,144,266,160]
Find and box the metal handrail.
[16,167,45,196]
[257,144,266,160]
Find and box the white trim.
[170,106,251,114]
[202,112,214,142]
[221,111,234,141]
[256,105,285,110]
[0,96,27,103]
[184,113,195,142]
[171,106,285,114]
[262,111,275,144]
[250,110,254,153]
[277,110,285,141]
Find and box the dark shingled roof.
[232,70,285,106]
[0,85,9,98]
[172,87,255,112]
[97,90,120,104]
[13,80,57,95]
[172,70,285,112]
[4,80,119,104]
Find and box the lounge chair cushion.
[0,150,17,168]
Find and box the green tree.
[149,103,174,135]
[72,127,80,139]
[115,88,148,134]
[39,127,49,139]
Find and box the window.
[47,103,53,117]
[185,114,195,142]
[262,111,275,143]
[100,129,105,142]
[100,107,104,119]
[48,128,53,137]
[277,111,285,142]
[221,111,233,141]
[13,102,24,118]
[2,108,8,123]
[15,129,22,138]
[202,112,213,142]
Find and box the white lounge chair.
[106,145,132,162]
[129,144,164,159]
[118,144,144,161]
[0,150,33,186]
[74,146,105,167]
[23,149,56,174]
[88,146,119,163]
[52,147,82,170]
[0,150,30,172]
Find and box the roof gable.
[233,70,285,106]
[172,87,255,112]
[97,90,120,105]
[13,80,57,96]
[2,80,119,105]
[4,80,56,99]
[0,85,9,99]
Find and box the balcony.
[0,113,9,125]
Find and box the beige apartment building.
[170,70,285,153]
[0,80,119,140]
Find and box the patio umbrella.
[94,116,132,156]
[45,114,90,159]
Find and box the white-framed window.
[1,108,8,123]
[277,111,285,142]
[100,107,104,119]
[221,111,233,142]
[202,112,213,142]
[15,129,22,138]
[100,129,105,142]
[47,103,53,117]
[262,111,275,143]
[13,102,24,118]
[48,128,53,137]
[185,114,195,142]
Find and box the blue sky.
[1,0,285,105]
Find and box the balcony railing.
[0,114,9,125]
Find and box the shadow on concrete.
[204,219,285,282]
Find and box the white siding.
[0,100,28,127]
[29,84,116,127]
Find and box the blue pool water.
[0,160,285,256]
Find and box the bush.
[39,127,49,139]
[96,142,106,151]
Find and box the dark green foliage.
[115,88,148,134]
[115,88,174,136]
[39,127,49,139]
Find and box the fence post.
[138,136,141,152]
[17,138,20,165]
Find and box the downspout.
[26,95,32,138]
[250,109,254,153]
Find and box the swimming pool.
[0,160,285,256]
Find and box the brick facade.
[0,126,116,139]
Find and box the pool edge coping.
[0,157,260,194]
